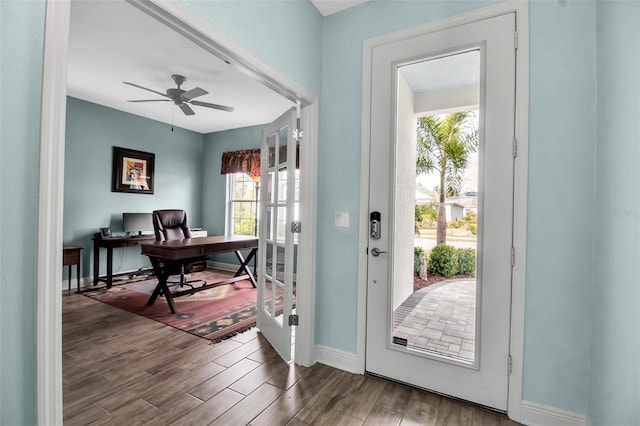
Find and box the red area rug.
[83,269,282,342]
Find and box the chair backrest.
[152,209,192,241]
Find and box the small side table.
[63,245,83,293]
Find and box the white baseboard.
[63,268,153,292]
[207,260,297,281]
[315,345,363,374]
[521,401,590,426]
[207,260,239,272]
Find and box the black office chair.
[152,209,207,289]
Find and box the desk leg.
[234,249,257,288]
[93,239,100,285]
[146,258,178,314]
[67,265,72,292]
[106,247,113,289]
[76,259,81,293]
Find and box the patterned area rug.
[83,269,285,342]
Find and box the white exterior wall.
[393,74,417,311]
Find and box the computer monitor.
[122,212,153,236]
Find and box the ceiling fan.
[123,74,234,116]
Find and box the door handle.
[371,247,387,257]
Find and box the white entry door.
[257,107,298,361]
[366,14,516,410]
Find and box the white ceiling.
[68,0,472,135]
[310,0,370,16]
[67,0,295,134]
[399,51,480,95]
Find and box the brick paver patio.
[393,279,476,362]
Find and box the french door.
[257,107,298,360]
[365,13,516,410]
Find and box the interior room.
[2,0,638,425]
[63,0,295,279]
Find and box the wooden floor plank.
[251,363,334,426]
[188,358,261,401]
[165,388,244,425]
[62,291,520,426]
[91,398,159,426]
[363,405,403,426]
[63,402,109,426]
[209,382,284,425]
[228,349,291,395]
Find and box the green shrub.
[414,247,425,276]
[448,218,463,228]
[456,248,476,276]
[468,224,477,235]
[428,244,459,277]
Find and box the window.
[226,173,260,236]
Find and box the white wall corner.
[315,345,363,374]
[521,401,590,426]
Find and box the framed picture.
[112,147,155,194]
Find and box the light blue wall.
[318,0,499,352]
[202,124,263,264]
[181,0,323,97]
[523,0,597,414]
[0,1,45,424]
[64,97,205,279]
[590,2,640,425]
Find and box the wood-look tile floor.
[63,291,521,425]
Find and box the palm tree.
[416,112,478,245]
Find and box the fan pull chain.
[171,104,174,132]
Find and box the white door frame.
[36,1,318,423]
[357,1,529,421]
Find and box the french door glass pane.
[278,126,288,166]
[268,133,276,168]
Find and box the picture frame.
[112,146,155,194]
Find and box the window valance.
[220,149,260,175]
[220,146,300,175]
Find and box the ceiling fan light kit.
[123,74,234,116]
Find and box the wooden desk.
[63,245,83,293]
[140,235,258,314]
[92,234,155,289]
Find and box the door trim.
[358,1,529,421]
[36,1,318,423]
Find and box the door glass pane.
[276,206,287,244]
[265,241,276,287]
[267,171,275,204]
[278,126,288,166]
[392,50,480,364]
[266,207,275,241]
[264,277,274,318]
[278,166,288,203]
[274,245,286,326]
[268,133,277,168]
[273,280,284,327]
[294,168,300,244]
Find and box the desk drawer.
[63,250,80,265]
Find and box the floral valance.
[220,146,300,175]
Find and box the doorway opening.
[37,0,318,421]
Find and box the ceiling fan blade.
[181,87,208,101]
[190,100,234,112]
[123,82,168,98]
[127,99,171,103]
[178,103,195,116]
